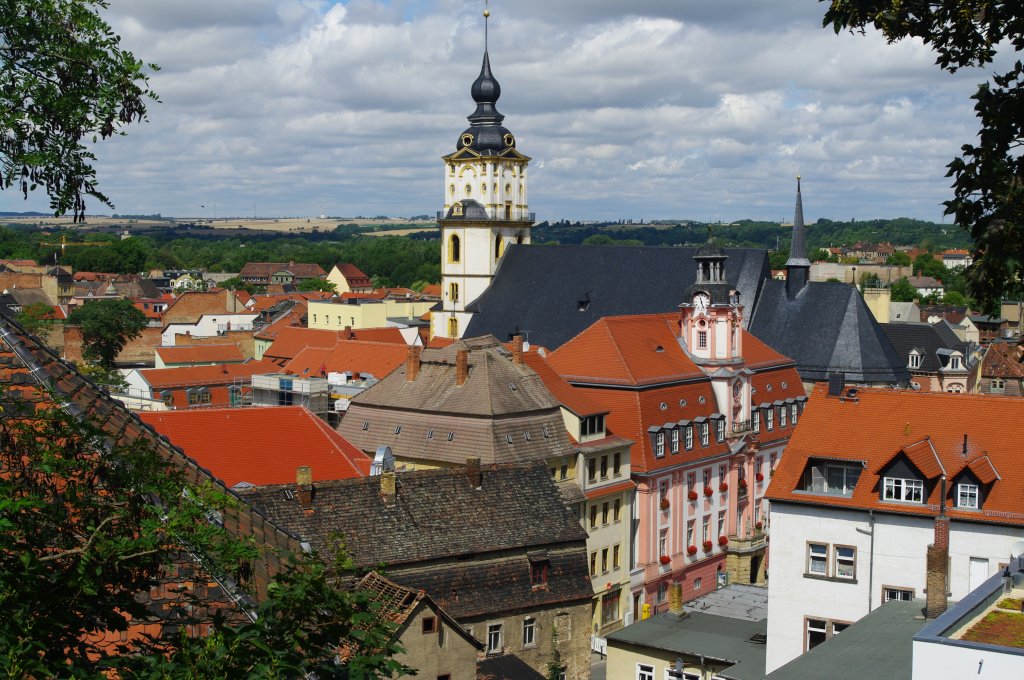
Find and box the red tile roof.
[521,350,607,417]
[137,360,277,389]
[334,262,370,283]
[421,284,441,297]
[766,384,1024,525]
[283,340,408,380]
[981,342,1024,379]
[585,479,637,500]
[262,326,406,362]
[138,406,370,487]
[252,302,308,342]
[156,345,245,365]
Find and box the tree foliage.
[0,0,158,220]
[822,0,1024,310]
[296,278,337,293]
[14,301,55,336]
[891,276,919,302]
[67,298,146,367]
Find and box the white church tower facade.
[431,12,533,340]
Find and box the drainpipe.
[856,509,876,611]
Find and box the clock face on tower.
[693,292,710,314]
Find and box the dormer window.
[957,482,979,509]
[752,410,760,431]
[700,423,709,446]
[684,425,693,449]
[800,460,861,496]
[883,477,923,503]
[715,419,725,442]
[766,409,774,431]
[581,415,604,437]
[670,429,679,453]
[780,406,788,428]
[950,355,961,370]
[655,432,665,458]
[909,350,921,369]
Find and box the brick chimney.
[466,458,482,489]
[380,471,396,505]
[455,349,469,386]
[296,466,313,509]
[512,335,524,365]
[406,345,422,381]
[344,325,355,340]
[926,475,950,619]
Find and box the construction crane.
[39,235,112,264]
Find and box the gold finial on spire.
[483,0,490,50]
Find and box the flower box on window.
[703,540,713,552]
[719,481,728,493]
[687,545,697,556]
[659,554,671,565]
[703,486,713,497]
[755,520,764,531]
[718,535,729,546]
[755,472,765,482]
[688,490,698,502]
[660,497,670,510]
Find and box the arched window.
[449,282,459,303]
[495,235,504,260]
[449,234,461,263]
[448,317,458,337]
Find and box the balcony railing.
[731,420,752,435]
[436,210,535,222]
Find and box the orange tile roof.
[138,360,277,389]
[585,478,637,500]
[766,384,1024,525]
[252,302,308,342]
[262,326,405,360]
[421,283,441,297]
[521,350,607,417]
[138,406,369,488]
[156,345,245,365]
[427,335,457,349]
[341,291,388,301]
[284,340,408,380]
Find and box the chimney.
[512,335,524,365]
[380,471,396,505]
[926,476,950,618]
[466,457,482,489]
[344,325,355,340]
[296,466,313,509]
[406,345,422,381]
[668,583,685,617]
[456,349,469,386]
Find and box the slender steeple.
[786,176,810,298]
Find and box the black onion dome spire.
[455,7,517,157]
[469,51,503,124]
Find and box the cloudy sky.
[1,0,997,222]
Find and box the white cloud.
[0,0,992,222]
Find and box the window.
[700,423,709,446]
[602,502,610,525]
[590,552,597,576]
[716,419,725,442]
[697,330,708,349]
[807,543,828,576]
[487,623,502,653]
[658,528,668,556]
[613,452,621,476]
[600,455,608,479]
[588,458,597,482]
[958,482,979,508]
[449,282,459,302]
[717,510,726,538]
[693,577,702,590]
[559,459,568,480]
[780,406,787,427]
[657,583,668,603]
[531,559,549,586]
[752,409,760,431]
[991,377,1006,393]
[686,472,696,492]
[702,516,710,543]
[638,663,655,680]
[671,429,679,452]
[613,499,621,522]
[703,468,711,488]
[684,425,693,449]
[801,461,862,496]
[719,464,727,483]
[686,520,695,547]
[447,317,458,337]
[448,234,461,262]
[422,616,437,634]
[656,432,665,458]
[909,352,921,369]
[835,545,856,579]
[770,452,777,469]
[659,480,669,501]
[806,618,849,651]
[884,586,914,602]
[602,590,620,626]
[613,544,621,569]
[160,390,174,406]
[590,505,598,529]
[791,403,798,424]
[523,618,536,647]
[766,408,774,431]
[601,548,609,573]
[950,355,961,370]
[495,235,503,260]
[883,477,924,503]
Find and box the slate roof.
[749,279,909,384]
[464,244,770,348]
[138,406,371,488]
[880,322,971,374]
[765,384,1024,526]
[238,463,592,618]
[477,654,547,680]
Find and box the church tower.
[432,6,533,340]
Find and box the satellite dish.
[370,445,395,475]
[1010,540,1024,559]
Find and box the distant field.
[0,215,437,236]
[363,227,437,237]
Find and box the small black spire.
[468,51,504,126]
[786,176,810,298]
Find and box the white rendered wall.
[912,639,1024,679]
[765,502,1024,673]
[444,159,528,220]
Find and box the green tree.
[581,234,615,246]
[942,290,969,306]
[891,277,919,302]
[912,253,948,280]
[809,247,834,262]
[769,251,789,270]
[296,278,338,293]
[15,301,55,336]
[67,299,146,367]
[0,0,158,220]
[886,251,912,266]
[822,0,1024,311]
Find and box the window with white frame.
[702,516,710,542]
[883,586,914,602]
[766,409,774,431]
[637,664,655,680]
[780,406,787,427]
[791,403,798,424]
[656,432,665,458]
[658,528,668,556]
[685,426,693,449]
[806,618,827,650]
[909,351,921,369]
[703,468,711,487]
[716,419,725,442]
[835,546,856,579]
[686,520,695,547]
[522,618,536,647]
[671,429,679,453]
[687,472,696,492]
[883,477,924,503]
[717,510,726,538]
[700,423,709,446]
[752,409,760,431]
[991,377,1006,392]
[958,482,979,508]
[698,330,708,349]
[487,623,503,653]
[807,543,827,576]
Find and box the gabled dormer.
[908,348,923,370]
[950,455,1000,510]
[877,438,945,504]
